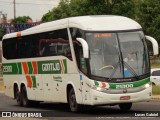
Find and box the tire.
[68,88,79,112]
[15,87,22,106]
[119,103,132,111]
[21,86,31,107]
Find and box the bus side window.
[70,28,87,74]
[74,42,87,74]
[17,38,26,58]
[38,29,72,60]
[63,44,72,60]
[39,42,46,56]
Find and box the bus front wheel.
[119,103,132,111]
[68,88,79,112]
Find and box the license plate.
[120,96,130,100]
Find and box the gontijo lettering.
[42,63,60,71]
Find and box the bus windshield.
[86,31,149,79]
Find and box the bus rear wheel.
[21,86,31,107]
[119,103,132,111]
[15,87,22,106]
[68,88,79,112]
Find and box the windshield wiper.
[123,61,139,80]
[108,52,122,81]
[108,56,140,81]
[108,61,121,81]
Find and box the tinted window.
[3,38,17,59]
[3,28,72,60]
[70,28,84,40]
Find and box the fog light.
[144,83,150,89]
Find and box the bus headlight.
[144,83,150,89]
[96,87,102,91]
[92,86,108,93]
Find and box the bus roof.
[3,15,142,39]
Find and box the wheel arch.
[13,82,19,99]
[20,83,26,92]
[66,82,76,103]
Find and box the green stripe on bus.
[3,63,21,75]
[3,59,67,75]
[17,62,22,74]
[109,78,150,89]
[31,76,36,88]
[27,62,33,74]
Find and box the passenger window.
[38,32,72,60]
[3,28,72,60]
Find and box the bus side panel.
[62,74,83,104]
[3,74,36,101]
[45,59,83,104]
[35,75,44,101]
[26,85,36,101]
[3,75,15,98]
[41,74,56,102]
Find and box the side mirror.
[76,38,89,58]
[145,35,159,55]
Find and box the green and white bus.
[2,16,158,112]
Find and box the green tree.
[42,0,160,49]
[42,0,136,22]
[11,16,32,24]
[137,0,160,46]
[42,0,71,22]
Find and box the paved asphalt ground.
[0,92,160,120]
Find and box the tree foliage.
[137,0,160,45]
[42,0,160,47]
[42,0,135,22]
[11,16,32,24]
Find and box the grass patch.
[152,85,160,95]
[151,63,160,68]
[0,81,4,91]
[150,57,160,68]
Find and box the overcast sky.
[0,0,60,21]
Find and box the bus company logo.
[38,59,67,74]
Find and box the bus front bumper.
[89,86,152,105]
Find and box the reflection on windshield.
[86,33,122,78]
[118,32,149,77]
[86,31,149,79]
